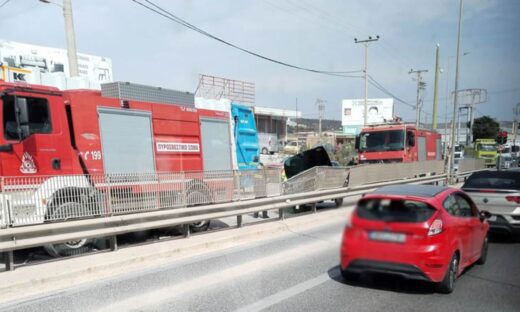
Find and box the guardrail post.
[237,215,243,228]
[1,176,8,228]
[279,208,285,220]
[106,175,114,216]
[109,236,118,251]
[3,251,14,271]
[311,203,317,214]
[183,224,191,238]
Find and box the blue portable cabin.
[231,103,260,170]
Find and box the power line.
[131,0,363,78]
[366,74,427,111]
[0,0,11,8]
[265,0,416,70]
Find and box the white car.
[462,170,520,239]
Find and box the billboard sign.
[342,98,394,135]
[0,40,112,89]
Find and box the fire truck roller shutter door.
[418,136,427,161]
[200,118,233,171]
[98,108,155,174]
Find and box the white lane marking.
[99,236,340,312]
[234,274,330,312]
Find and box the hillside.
[289,118,342,133]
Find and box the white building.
[0,39,112,90]
[342,98,394,135]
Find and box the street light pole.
[355,36,379,126]
[40,0,79,77]
[409,69,428,129]
[514,103,520,145]
[449,0,464,183]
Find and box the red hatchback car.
[340,185,491,293]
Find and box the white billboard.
[0,40,112,89]
[342,98,394,135]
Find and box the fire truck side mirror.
[15,97,30,139]
[407,131,415,147]
[355,135,360,150]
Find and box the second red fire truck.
[356,122,442,164]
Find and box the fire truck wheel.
[189,221,211,232]
[186,189,211,232]
[43,202,94,257]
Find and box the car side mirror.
[479,210,492,221]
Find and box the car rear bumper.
[489,215,520,236]
[340,236,449,282]
[342,259,431,281]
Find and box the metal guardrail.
[0,171,447,271]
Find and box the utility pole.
[443,58,451,155]
[449,0,464,183]
[432,44,440,130]
[409,69,428,128]
[355,35,380,126]
[40,0,79,77]
[514,103,520,145]
[316,99,326,142]
[295,97,299,144]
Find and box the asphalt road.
[2,217,519,312]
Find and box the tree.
[472,116,500,142]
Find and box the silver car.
[462,170,520,238]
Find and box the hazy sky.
[0,0,519,122]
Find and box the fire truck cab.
[356,123,442,164]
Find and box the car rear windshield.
[356,198,436,222]
[462,171,520,190]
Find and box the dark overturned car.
[282,146,350,212]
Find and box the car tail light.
[428,219,443,236]
[506,196,520,204]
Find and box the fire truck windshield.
[477,144,497,152]
[359,130,405,152]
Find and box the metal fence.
[282,166,350,195]
[0,168,282,228]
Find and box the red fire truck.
[355,123,442,164]
[0,80,238,256]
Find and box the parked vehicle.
[461,170,520,238]
[474,139,497,168]
[340,184,490,293]
[356,122,442,164]
[258,133,280,155]
[283,140,301,155]
[0,80,236,256]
